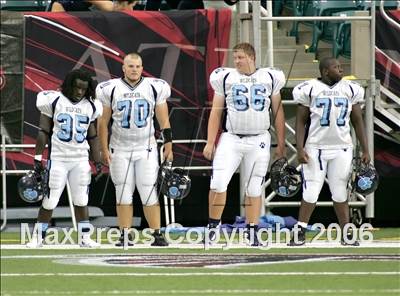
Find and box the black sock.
[246,223,258,231]
[208,218,220,228]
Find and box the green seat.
[272,0,285,16]
[307,0,359,54]
[356,0,399,10]
[289,0,314,41]
[333,22,351,59]
[332,11,354,59]
[283,0,295,11]
[0,0,49,11]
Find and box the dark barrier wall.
[0,12,24,144]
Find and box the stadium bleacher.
[307,0,359,54]
[0,0,50,11]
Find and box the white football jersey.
[96,77,170,152]
[293,79,365,149]
[36,90,103,161]
[210,67,285,135]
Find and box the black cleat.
[288,225,306,246]
[244,227,264,247]
[341,232,360,246]
[202,224,219,244]
[151,232,169,246]
[115,233,134,247]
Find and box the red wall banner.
[11,9,231,171]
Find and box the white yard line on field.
[1,271,399,277]
[1,289,400,295]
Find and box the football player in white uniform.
[203,43,287,245]
[27,69,103,248]
[97,53,172,246]
[290,57,370,246]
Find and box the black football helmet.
[351,158,379,195]
[158,161,191,200]
[17,170,49,203]
[270,157,302,197]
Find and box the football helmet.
[17,170,49,203]
[158,161,191,200]
[270,157,302,197]
[351,158,379,195]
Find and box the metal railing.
[0,140,77,231]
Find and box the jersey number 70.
[117,99,150,128]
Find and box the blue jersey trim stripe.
[318,149,323,171]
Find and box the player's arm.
[271,93,286,159]
[87,120,101,163]
[295,104,310,163]
[35,114,52,156]
[34,114,52,171]
[203,94,224,160]
[97,106,112,166]
[155,102,173,161]
[350,104,370,163]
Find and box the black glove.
[94,162,104,182]
[34,160,44,174]
[95,162,102,175]
[33,159,45,183]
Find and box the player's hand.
[361,151,370,164]
[95,162,103,175]
[164,142,173,161]
[33,159,44,174]
[94,161,105,182]
[101,150,111,166]
[274,146,286,160]
[297,149,309,164]
[203,143,215,160]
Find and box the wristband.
[34,155,42,162]
[162,128,172,143]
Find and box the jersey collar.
[121,76,144,91]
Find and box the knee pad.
[253,157,269,177]
[137,174,158,206]
[210,176,228,193]
[78,166,91,186]
[245,181,263,197]
[48,166,66,190]
[72,192,89,207]
[245,159,268,197]
[302,180,321,203]
[329,181,348,203]
[115,184,134,205]
[110,156,130,186]
[140,186,159,206]
[41,190,62,210]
